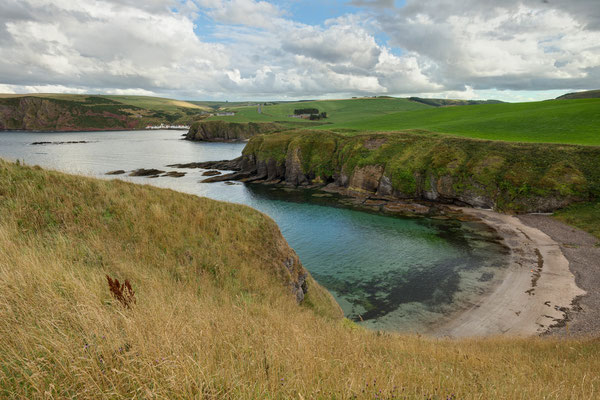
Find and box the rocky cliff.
[0,96,146,131]
[203,130,600,213]
[185,120,284,142]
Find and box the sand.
[434,208,586,338]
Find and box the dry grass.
[0,159,599,399]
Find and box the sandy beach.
[435,207,586,338]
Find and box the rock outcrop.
[185,120,284,142]
[193,130,600,213]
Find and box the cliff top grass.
[0,93,209,113]
[208,97,432,125]
[1,159,600,398]
[334,98,600,146]
[244,129,600,210]
[210,97,600,146]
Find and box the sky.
[0,0,599,102]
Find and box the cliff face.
[185,120,284,142]
[0,97,144,131]
[226,130,600,213]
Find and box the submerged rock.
[106,170,126,175]
[162,171,186,178]
[202,170,221,176]
[129,168,165,177]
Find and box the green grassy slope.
[243,130,600,212]
[0,93,209,113]
[557,90,600,100]
[209,97,432,125]
[1,159,599,399]
[208,97,600,146]
[0,94,210,130]
[331,98,600,145]
[554,201,600,240]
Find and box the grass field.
[210,97,432,125]
[210,97,600,146]
[1,159,600,399]
[336,98,600,145]
[102,95,211,113]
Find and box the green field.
[210,97,431,125]
[210,97,600,146]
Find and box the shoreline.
[0,128,188,133]
[518,214,600,336]
[433,207,585,337]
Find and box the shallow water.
[0,130,508,332]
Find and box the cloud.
[199,0,283,28]
[367,0,600,92]
[0,0,598,100]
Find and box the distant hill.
[408,97,505,107]
[556,90,600,100]
[0,94,209,131]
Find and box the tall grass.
[1,160,599,399]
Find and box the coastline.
[0,128,188,133]
[518,214,600,336]
[434,207,586,337]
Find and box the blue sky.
[0,0,598,101]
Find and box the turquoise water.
[0,130,508,332]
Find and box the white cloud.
[0,0,598,100]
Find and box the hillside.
[556,89,600,100]
[208,97,432,125]
[0,94,208,131]
[408,97,504,107]
[231,130,600,213]
[1,159,599,398]
[332,98,600,146]
[206,97,600,146]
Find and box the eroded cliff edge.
[0,96,145,131]
[199,130,600,213]
[185,120,285,142]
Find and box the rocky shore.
[170,158,594,337]
[185,121,284,142]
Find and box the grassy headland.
[209,97,432,125]
[241,129,600,212]
[0,94,209,131]
[1,159,599,398]
[210,97,600,146]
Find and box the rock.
[167,157,244,171]
[185,121,284,142]
[202,170,222,176]
[383,202,430,215]
[129,168,165,177]
[377,175,394,197]
[283,256,308,304]
[106,170,126,175]
[162,171,186,178]
[349,165,384,193]
[31,141,91,145]
[202,171,252,183]
[285,147,308,186]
